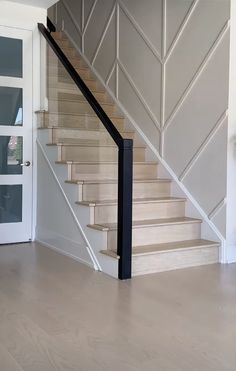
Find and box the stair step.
[47,89,108,103]
[36,111,125,131]
[39,126,134,143]
[48,98,115,116]
[132,239,219,254]
[47,82,105,95]
[48,45,77,59]
[48,75,98,90]
[48,55,86,69]
[48,66,91,80]
[52,31,67,40]
[48,95,111,105]
[49,139,140,147]
[101,239,219,275]
[66,178,170,184]
[57,161,158,180]
[79,196,184,206]
[78,197,186,223]
[89,217,200,231]
[51,141,145,162]
[88,217,202,248]
[66,178,171,200]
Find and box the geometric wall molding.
[53,0,230,237]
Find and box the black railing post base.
[117,139,133,280]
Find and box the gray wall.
[50,0,230,238]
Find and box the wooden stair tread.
[132,239,220,255]
[49,64,89,72]
[47,141,145,148]
[46,79,106,92]
[47,84,105,94]
[47,72,95,82]
[78,197,185,207]
[88,217,202,231]
[65,178,171,185]
[56,160,157,165]
[35,110,124,119]
[100,239,219,259]
[48,97,113,107]
[38,126,132,133]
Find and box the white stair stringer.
[36,129,119,278]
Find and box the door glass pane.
[0,185,22,223]
[0,37,22,77]
[0,87,23,126]
[0,136,23,174]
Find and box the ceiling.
[4,0,58,9]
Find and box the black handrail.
[38,20,133,279]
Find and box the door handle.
[20,161,31,167]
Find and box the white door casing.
[0,26,33,244]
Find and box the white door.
[0,26,33,244]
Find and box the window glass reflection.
[0,87,23,126]
[0,185,22,223]
[0,37,22,77]
[0,136,23,174]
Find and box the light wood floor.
[0,242,236,371]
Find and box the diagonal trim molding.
[208,198,226,220]
[82,0,98,36]
[105,59,116,85]
[178,110,228,181]
[164,0,199,63]
[61,0,82,35]
[163,20,230,131]
[119,0,162,64]
[91,3,116,66]
[118,60,161,131]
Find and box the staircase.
[37,30,219,277]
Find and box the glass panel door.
[0,26,33,244]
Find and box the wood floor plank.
[0,242,235,371]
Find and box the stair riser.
[80,181,170,201]
[53,32,67,40]
[107,222,201,249]
[48,66,91,79]
[59,146,145,162]
[48,89,108,103]
[50,128,134,144]
[48,100,115,116]
[48,46,77,59]
[48,56,85,68]
[37,113,125,131]
[132,246,219,276]
[70,163,158,181]
[48,76,97,90]
[56,39,72,49]
[89,201,185,224]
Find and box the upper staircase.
[37,29,219,277]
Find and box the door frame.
[0,26,33,244]
[0,4,47,244]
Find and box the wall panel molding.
[56,0,230,238]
